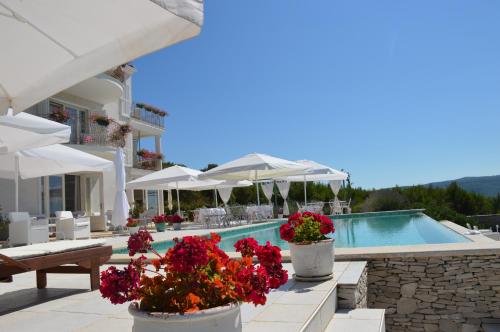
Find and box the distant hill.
[425,175,500,197]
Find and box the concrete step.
[242,261,369,332]
[324,309,386,332]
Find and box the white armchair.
[55,211,91,240]
[8,212,49,246]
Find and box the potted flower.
[152,214,167,232]
[168,214,183,230]
[100,232,288,332]
[279,212,335,279]
[49,108,70,123]
[92,114,111,127]
[126,218,140,235]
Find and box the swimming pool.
[113,210,470,254]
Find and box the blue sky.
[133,0,500,189]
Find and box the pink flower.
[99,264,140,304]
[127,229,153,256]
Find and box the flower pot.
[172,222,182,231]
[155,223,166,232]
[289,238,334,278]
[128,302,242,332]
[128,226,140,235]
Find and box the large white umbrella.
[277,160,348,205]
[0,109,70,153]
[200,153,307,205]
[111,147,129,228]
[0,0,204,113]
[0,144,113,211]
[127,165,201,214]
[174,179,252,206]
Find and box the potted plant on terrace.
[279,212,335,280]
[100,231,288,332]
[168,214,183,230]
[126,218,140,235]
[152,214,167,232]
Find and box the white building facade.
[0,64,165,230]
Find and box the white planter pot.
[172,223,182,231]
[129,302,242,332]
[128,226,140,235]
[289,238,334,278]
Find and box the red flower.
[279,222,295,242]
[168,214,184,223]
[319,215,334,234]
[127,229,153,256]
[152,215,167,224]
[288,212,301,222]
[99,264,140,304]
[234,238,259,257]
[167,236,209,273]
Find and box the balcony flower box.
[100,231,288,332]
[280,212,335,280]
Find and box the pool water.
[113,211,470,254]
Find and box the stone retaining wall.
[338,266,368,309]
[365,254,500,332]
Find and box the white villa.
[0,64,165,229]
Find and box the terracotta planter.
[172,222,182,231]
[128,226,140,235]
[128,302,241,332]
[155,223,166,232]
[289,238,334,278]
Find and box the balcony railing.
[131,106,165,129]
[133,158,162,171]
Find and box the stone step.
[324,309,386,332]
[242,261,368,332]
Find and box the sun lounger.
[0,239,112,290]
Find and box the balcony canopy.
[0,0,203,113]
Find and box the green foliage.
[294,220,325,243]
[361,189,409,212]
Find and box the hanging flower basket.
[100,232,288,332]
[92,115,111,127]
[280,212,335,280]
[49,109,70,123]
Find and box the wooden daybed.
[0,239,112,290]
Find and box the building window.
[49,101,87,144]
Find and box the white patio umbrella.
[127,165,201,214]
[0,109,71,154]
[174,179,252,206]
[0,144,113,211]
[277,160,348,205]
[111,147,129,228]
[0,0,204,113]
[200,153,308,205]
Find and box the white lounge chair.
[55,211,91,240]
[8,212,49,246]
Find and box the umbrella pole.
[304,175,307,206]
[255,171,260,206]
[214,188,218,207]
[14,154,19,212]
[176,182,181,215]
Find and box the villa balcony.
[133,158,162,171]
[64,73,123,105]
[130,104,165,131]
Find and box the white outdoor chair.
[55,211,91,240]
[329,200,343,215]
[8,212,49,246]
